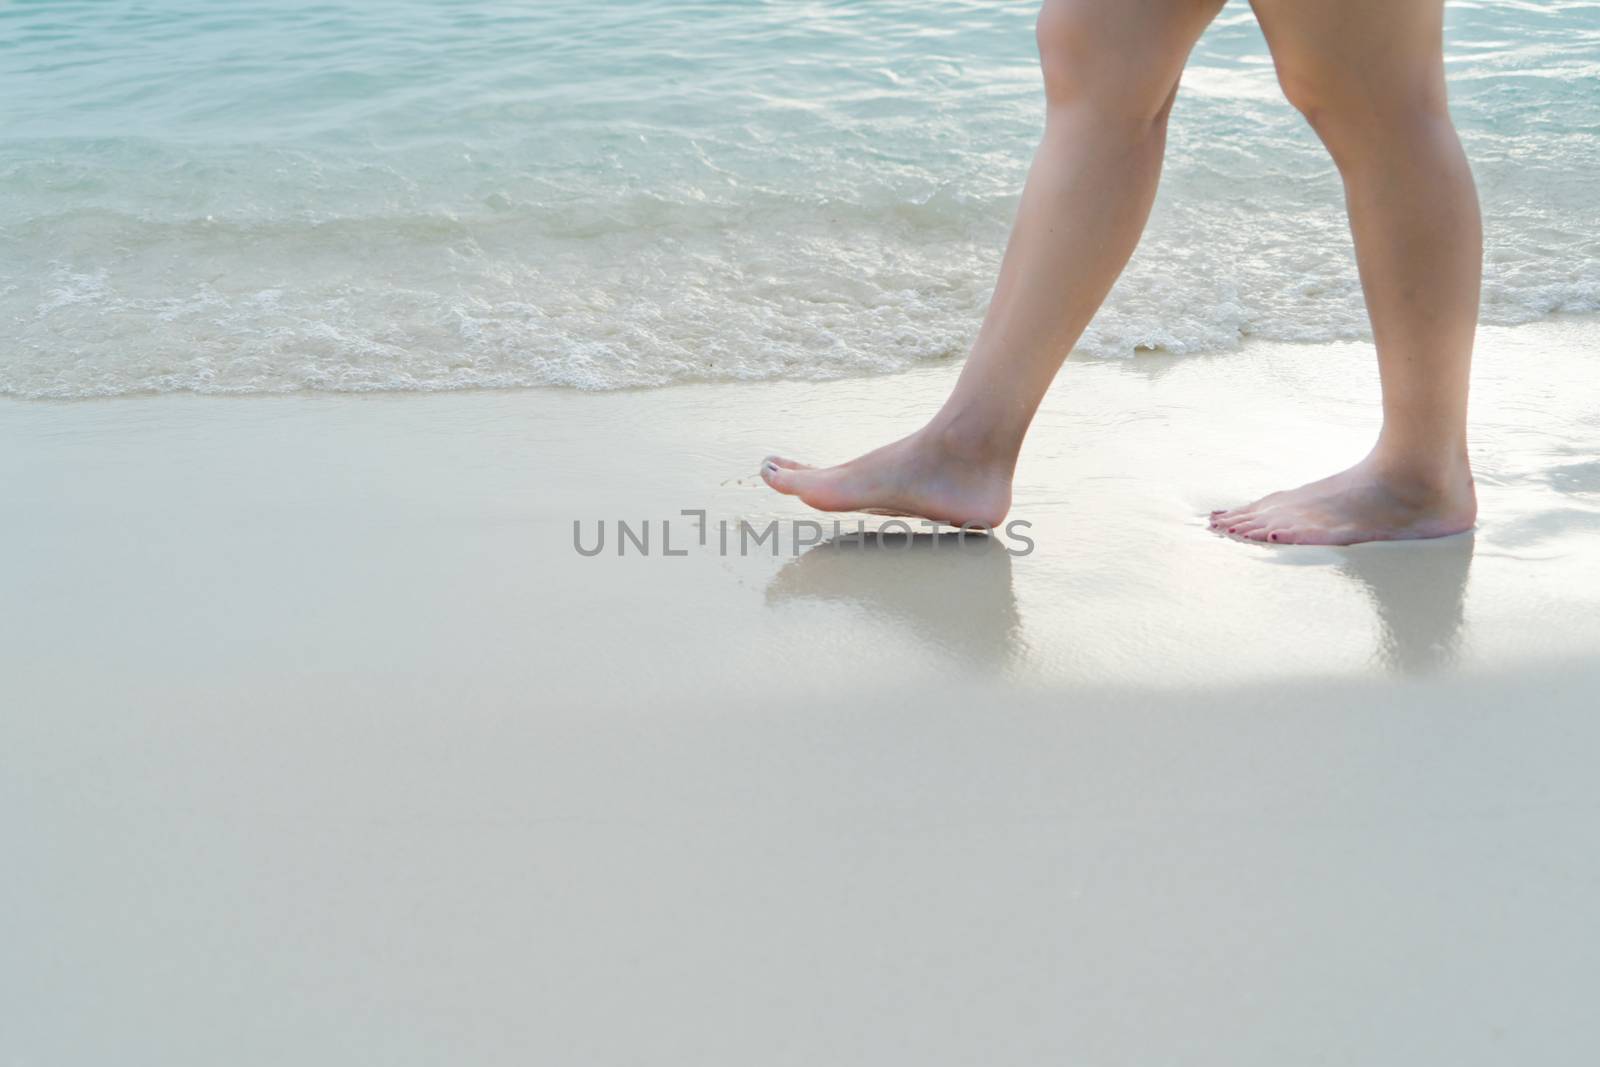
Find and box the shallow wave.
[1,0,1597,398]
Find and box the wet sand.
[4,318,1599,1063]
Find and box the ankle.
[1364,442,1474,501]
[922,405,1024,471]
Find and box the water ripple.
[1,0,1597,397]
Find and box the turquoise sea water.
[2,0,1597,398]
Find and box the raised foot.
[1210,456,1477,546]
[759,428,1013,529]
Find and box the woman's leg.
[1211,0,1481,544]
[762,0,1225,528]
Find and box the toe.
[761,459,801,495]
[1269,523,1333,544]
[1256,516,1299,542]
[765,462,837,505]
[1285,524,1359,546]
[763,455,813,471]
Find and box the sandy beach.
[5,318,1600,1062]
[7,0,1599,1058]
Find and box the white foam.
[2,0,1596,398]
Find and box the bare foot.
[760,426,1013,529]
[1209,454,1477,546]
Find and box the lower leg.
[764,104,1173,527]
[1346,119,1480,485]
[763,0,1223,527]
[1214,0,1480,545]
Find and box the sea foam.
[2,0,1597,398]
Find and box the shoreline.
[4,317,1598,707]
[7,308,1599,406]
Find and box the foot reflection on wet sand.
[1333,534,1474,677]
[765,532,1025,673]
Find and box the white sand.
[4,318,1600,1063]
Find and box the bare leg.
[762,0,1225,528]
[1211,0,1481,545]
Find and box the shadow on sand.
[1329,533,1475,677]
[765,531,1025,673]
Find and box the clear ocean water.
[2,0,1597,398]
